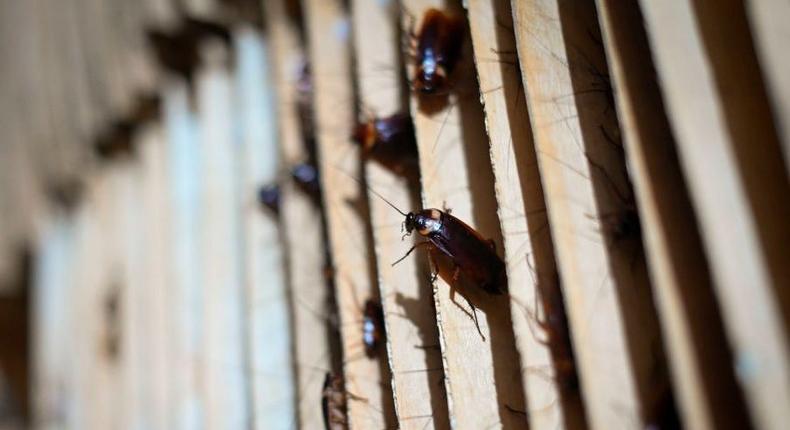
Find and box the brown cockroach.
[362,299,386,359]
[352,112,419,178]
[409,8,466,95]
[362,185,506,338]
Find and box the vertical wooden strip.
[140,125,172,429]
[746,0,790,172]
[401,1,527,428]
[196,40,251,430]
[32,214,77,428]
[234,27,296,429]
[466,0,586,429]
[350,1,450,429]
[639,2,790,429]
[267,0,333,426]
[163,78,205,429]
[303,0,397,427]
[512,1,670,428]
[594,2,752,429]
[119,161,148,429]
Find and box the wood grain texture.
[639,1,790,429]
[401,1,527,428]
[303,0,397,428]
[467,0,586,429]
[594,2,751,429]
[267,0,334,427]
[351,0,450,428]
[512,1,670,428]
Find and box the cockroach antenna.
[342,171,409,217]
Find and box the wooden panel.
[466,0,586,429]
[400,1,527,428]
[302,0,397,428]
[233,27,296,429]
[639,1,790,429]
[747,0,790,172]
[512,0,669,428]
[594,1,751,429]
[195,41,250,430]
[266,0,334,427]
[162,78,205,429]
[350,0,449,428]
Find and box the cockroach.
[322,373,347,430]
[351,112,419,178]
[291,162,321,204]
[257,183,280,214]
[364,185,506,338]
[362,299,385,359]
[410,8,466,95]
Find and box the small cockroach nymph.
[351,112,419,178]
[362,299,386,359]
[257,183,280,214]
[409,8,466,95]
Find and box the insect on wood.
[409,8,466,95]
[351,112,419,178]
[362,299,385,359]
[257,183,280,214]
[363,185,507,339]
[322,372,347,430]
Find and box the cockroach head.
[403,212,416,235]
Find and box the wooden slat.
[400,1,527,428]
[594,2,752,429]
[163,77,205,429]
[350,1,449,429]
[118,160,149,429]
[746,0,790,172]
[233,27,296,429]
[302,0,397,428]
[32,214,77,427]
[195,40,250,430]
[639,1,790,429]
[267,0,334,426]
[139,125,172,429]
[512,1,670,428]
[466,0,586,429]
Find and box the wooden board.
[594,2,752,429]
[746,0,790,172]
[195,40,250,430]
[639,1,790,429]
[466,0,586,428]
[267,0,334,427]
[401,1,527,428]
[350,0,450,428]
[162,78,206,429]
[512,1,670,428]
[303,0,397,427]
[233,27,296,429]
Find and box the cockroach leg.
[447,278,486,341]
[504,404,528,417]
[392,241,433,267]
